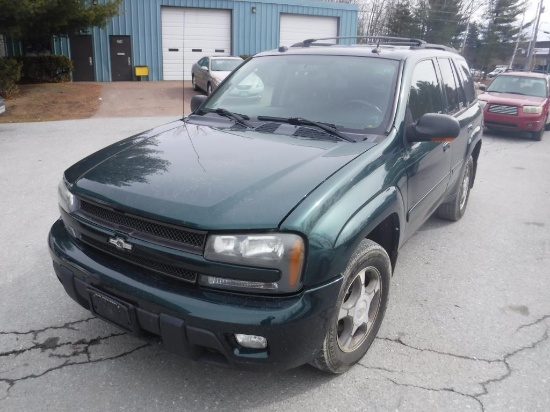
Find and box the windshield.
[203,55,399,133]
[211,59,242,72]
[487,75,548,98]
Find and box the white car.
[191,56,243,95]
[487,67,507,78]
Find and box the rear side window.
[408,60,444,122]
[438,58,462,114]
[455,60,476,104]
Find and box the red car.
[478,71,550,140]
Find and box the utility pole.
[525,0,545,70]
[509,9,527,69]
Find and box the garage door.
[279,14,338,47]
[161,8,231,80]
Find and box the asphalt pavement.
[0,118,549,411]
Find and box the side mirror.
[201,66,209,71]
[478,84,487,91]
[191,95,208,112]
[408,113,460,143]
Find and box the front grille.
[79,200,206,249]
[81,235,199,284]
[488,104,518,115]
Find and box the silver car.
[0,96,5,115]
[191,56,243,95]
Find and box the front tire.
[192,75,198,91]
[437,155,473,221]
[311,239,391,374]
[532,127,544,141]
[207,83,212,96]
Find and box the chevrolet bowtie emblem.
[108,236,133,251]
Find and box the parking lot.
[0,118,549,411]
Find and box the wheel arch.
[334,186,405,272]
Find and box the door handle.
[128,57,131,66]
[467,123,473,132]
[443,142,451,152]
[89,57,93,66]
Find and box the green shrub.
[0,58,23,98]
[239,54,251,60]
[16,55,74,83]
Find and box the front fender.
[335,186,405,250]
[281,141,407,287]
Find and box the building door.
[70,35,95,81]
[279,15,338,47]
[161,8,231,80]
[109,35,132,81]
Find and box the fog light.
[235,334,267,349]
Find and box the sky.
[524,0,550,41]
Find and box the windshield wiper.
[196,108,254,129]
[256,116,355,142]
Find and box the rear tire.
[310,239,391,374]
[437,156,473,221]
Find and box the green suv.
[49,37,482,373]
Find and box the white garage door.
[162,7,231,80]
[279,14,338,47]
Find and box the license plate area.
[89,289,134,332]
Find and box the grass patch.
[0,83,102,123]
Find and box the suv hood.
[69,121,376,230]
[478,92,546,106]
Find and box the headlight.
[201,233,305,293]
[58,179,78,213]
[523,105,543,114]
[478,100,487,109]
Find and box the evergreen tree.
[0,0,123,53]
[479,0,527,72]
[416,0,465,46]
[386,1,420,38]
[463,22,483,69]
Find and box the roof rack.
[291,36,457,53]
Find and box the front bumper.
[483,111,545,132]
[48,219,342,371]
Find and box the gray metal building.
[5,0,358,82]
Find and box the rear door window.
[455,60,476,104]
[438,58,463,115]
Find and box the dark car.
[49,36,482,374]
[478,71,550,140]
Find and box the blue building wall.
[9,0,358,81]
